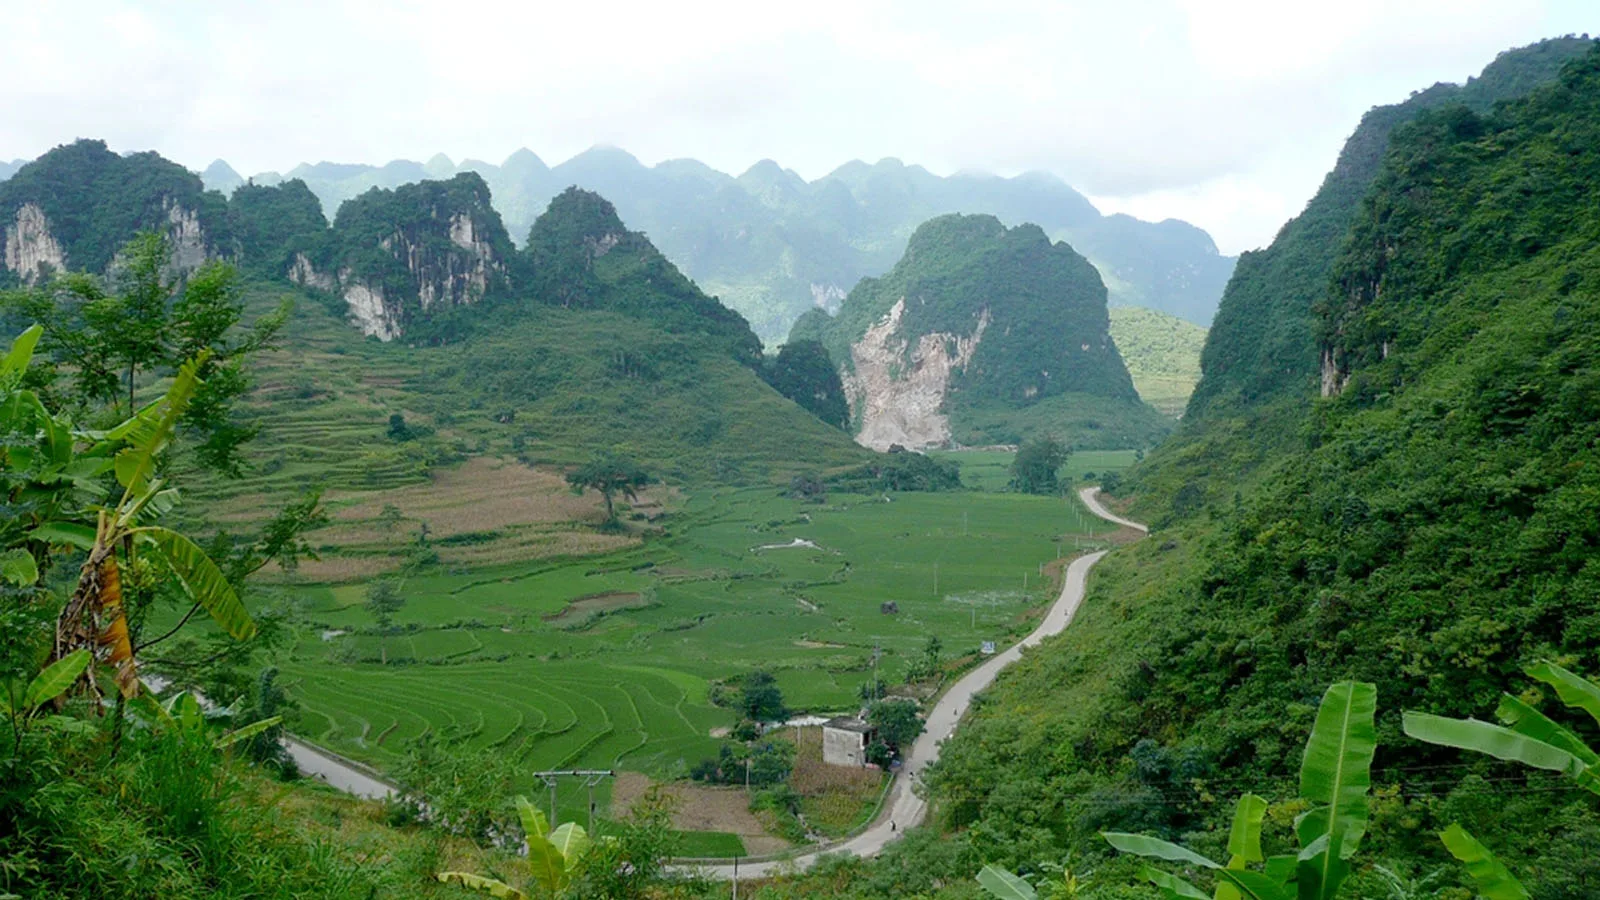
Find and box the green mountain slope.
[925,40,1600,896]
[192,149,1235,342]
[1106,306,1206,417]
[1135,36,1595,505]
[794,214,1169,450]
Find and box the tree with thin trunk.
[364,578,405,664]
[565,453,652,525]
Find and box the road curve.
[1080,485,1148,533]
[690,486,1139,879]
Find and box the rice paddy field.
[261,464,1128,825]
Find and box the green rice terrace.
[267,481,1118,827]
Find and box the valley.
[5,21,1600,900]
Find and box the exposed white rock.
[163,198,208,271]
[288,253,336,291]
[448,213,477,250]
[843,298,990,451]
[338,270,399,341]
[4,203,66,281]
[810,282,846,313]
[1320,346,1349,398]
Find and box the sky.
[1,0,1595,254]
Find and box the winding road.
[691,486,1140,879]
[278,486,1141,879]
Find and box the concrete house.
[822,716,874,767]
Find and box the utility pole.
[933,562,939,596]
[530,770,615,830]
[872,643,881,702]
[962,510,968,536]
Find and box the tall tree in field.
[364,579,405,664]
[565,453,652,524]
[1008,435,1068,495]
[739,669,786,722]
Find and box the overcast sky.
[3,1,1594,254]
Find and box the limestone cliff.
[290,173,514,341]
[795,214,1168,450]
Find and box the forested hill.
[926,41,1600,896]
[0,139,231,280]
[1185,36,1591,430]
[791,213,1169,451]
[177,148,1235,342]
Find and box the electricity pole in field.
[531,770,615,833]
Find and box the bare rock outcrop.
[844,298,991,450]
[3,203,66,282]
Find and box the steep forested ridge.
[1185,36,1591,424]
[524,187,763,368]
[923,40,1600,898]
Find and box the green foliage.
[524,187,763,367]
[927,40,1600,900]
[2,232,289,474]
[827,447,963,493]
[1009,436,1068,495]
[1141,36,1595,512]
[1103,682,1376,900]
[738,669,786,722]
[228,178,328,275]
[866,698,923,753]
[565,452,652,523]
[763,339,850,428]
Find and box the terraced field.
[272,481,1121,814]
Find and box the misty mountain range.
[192,147,1235,343]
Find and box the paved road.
[1080,485,1148,533]
[689,486,1139,879]
[285,736,397,800]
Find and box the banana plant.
[1398,660,1600,899]
[135,688,282,750]
[437,795,596,899]
[32,351,254,701]
[1100,681,1377,900]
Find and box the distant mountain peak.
[501,147,548,173]
[424,153,456,177]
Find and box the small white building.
[822,716,873,767]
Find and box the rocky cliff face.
[3,203,66,282]
[294,173,514,341]
[800,214,1161,450]
[844,298,990,449]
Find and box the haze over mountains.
[194,148,1237,343]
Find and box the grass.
[671,830,748,858]
[1107,305,1207,418]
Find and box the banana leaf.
[976,864,1038,899]
[1296,682,1376,853]
[1439,824,1528,900]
